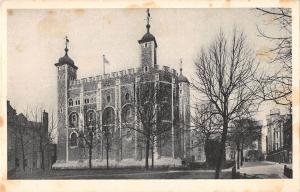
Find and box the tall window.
[69,112,79,127]
[69,99,73,106]
[106,95,111,103]
[86,110,96,126]
[125,93,130,101]
[84,98,90,104]
[70,133,77,147]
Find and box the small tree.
[76,109,102,169]
[131,77,172,169]
[192,102,222,166]
[193,28,260,178]
[228,118,261,169]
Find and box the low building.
[266,109,292,163]
[7,101,56,176]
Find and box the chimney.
[42,110,49,133]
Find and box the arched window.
[102,107,115,126]
[106,95,111,103]
[70,132,77,147]
[69,99,73,106]
[122,105,133,123]
[125,93,130,101]
[69,112,79,127]
[86,110,96,126]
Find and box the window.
[70,133,77,147]
[145,43,148,48]
[69,112,79,127]
[69,99,73,106]
[87,111,96,122]
[60,108,63,113]
[15,158,19,167]
[144,66,148,72]
[125,93,130,101]
[91,96,96,103]
[75,99,80,105]
[106,95,111,103]
[180,90,182,94]
[84,98,90,104]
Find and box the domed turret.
[178,59,189,84]
[55,36,77,69]
[138,9,158,69]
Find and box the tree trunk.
[151,146,154,169]
[240,145,244,167]
[106,136,109,169]
[215,116,228,179]
[204,139,210,165]
[88,133,93,169]
[237,146,240,169]
[145,137,150,170]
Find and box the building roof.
[55,53,78,69]
[138,30,158,47]
[55,37,78,69]
[178,69,189,84]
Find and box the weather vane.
[146,8,151,25]
[64,36,69,54]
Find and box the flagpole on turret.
[103,54,105,75]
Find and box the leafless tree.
[193,28,260,178]
[129,78,172,169]
[255,8,292,107]
[75,108,103,169]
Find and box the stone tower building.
[53,10,191,168]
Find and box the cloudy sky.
[7,8,286,149]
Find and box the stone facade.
[266,109,292,163]
[7,101,56,176]
[53,12,191,167]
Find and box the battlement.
[69,64,179,88]
[155,65,178,76]
[69,67,138,87]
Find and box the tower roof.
[178,59,189,84]
[178,72,190,84]
[138,9,157,47]
[55,36,78,69]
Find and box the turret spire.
[64,36,69,55]
[146,9,151,33]
[180,58,183,74]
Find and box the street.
[239,161,291,178]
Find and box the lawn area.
[10,168,232,179]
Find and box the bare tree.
[255,8,292,107]
[130,78,172,169]
[76,108,102,169]
[193,28,260,178]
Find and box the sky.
[7,8,288,150]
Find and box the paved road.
[239,161,291,178]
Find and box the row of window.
[69,106,133,128]
[69,128,133,147]
[68,93,131,107]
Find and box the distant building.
[266,109,292,163]
[7,101,56,176]
[53,10,191,167]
